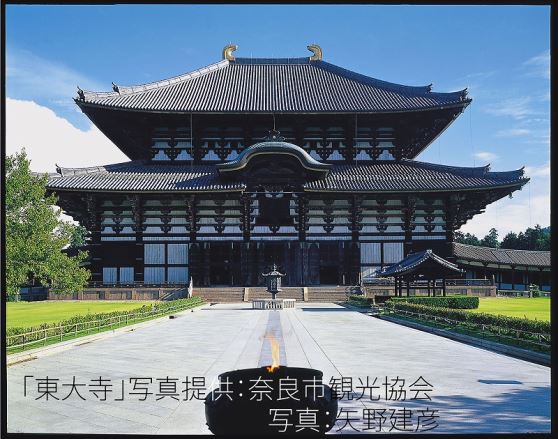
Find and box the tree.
[480,228,499,248]
[5,149,90,298]
[455,231,481,246]
[68,224,89,249]
[500,231,520,249]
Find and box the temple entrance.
[260,242,296,286]
[318,242,341,285]
[189,241,358,287]
[209,243,231,285]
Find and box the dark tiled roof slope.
[304,160,527,192]
[46,162,244,192]
[46,160,527,193]
[78,57,470,113]
[452,243,550,268]
[378,249,463,277]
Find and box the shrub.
[7,296,205,347]
[348,295,374,307]
[384,301,550,336]
[388,296,479,309]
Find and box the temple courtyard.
[7,302,550,434]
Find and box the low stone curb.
[7,302,209,366]
[378,314,550,367]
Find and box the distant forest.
[455,225,550,251]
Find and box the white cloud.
[494,128,531,137]
[465,70,496,80]
[482,96,538,120]
[7,47,105,103]
[522,49,550,80]
[460,168,550,237]
[524,162,550,178]
[460,193,550,237]
[473,151,498,162]
[6,98,128,173]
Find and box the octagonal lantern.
[262,264,286,300]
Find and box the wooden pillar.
[350,195,363,243]
[240,243,250,286]
[203,242,211,286]
[427,279,431,297]
[229,242,234,286]
[301,242,309,286]
[297,195,308,242]
[338,241,345,286]
[84,193,102,285]
[442,278,446,296]
[406,280,410,297]
[404,195,416,257]
[257,242,266,286]
[130,194,144,285]
[240,193,251,242]
[511,266,516,291]
[187,195,197,242]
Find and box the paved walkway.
[7,303,550,434]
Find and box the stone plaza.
[7,303,551,434]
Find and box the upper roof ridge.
[78,54,467,102]
[80,59,229,100]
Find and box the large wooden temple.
[47,45,529,288]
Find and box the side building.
[452,244,551,292]
[46,45,529,289]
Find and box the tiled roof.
[77,57,470,113]
[452,243,550,268]
[304,160,527,192]
[47,162,244,192]
[46,160,528,193]
[378,249,464,277]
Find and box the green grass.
[7,301,156,329]
[466,297,550,322]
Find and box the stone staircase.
[190,286,354,303]
[193,288,244,303]
[246,287,304,301]
[306,287,351,303]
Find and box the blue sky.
[5,5,550,236]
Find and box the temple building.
[46,44,529,288]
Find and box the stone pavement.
[7,303,550,434]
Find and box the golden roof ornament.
[307,44,323,61]
[223,44,238,61]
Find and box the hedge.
[7,296,205,347]
[388,296,479,309]
[348,295,375,307]
[385,301,550,336]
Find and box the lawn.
[466,297,550,322]
[7,300,156,329]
